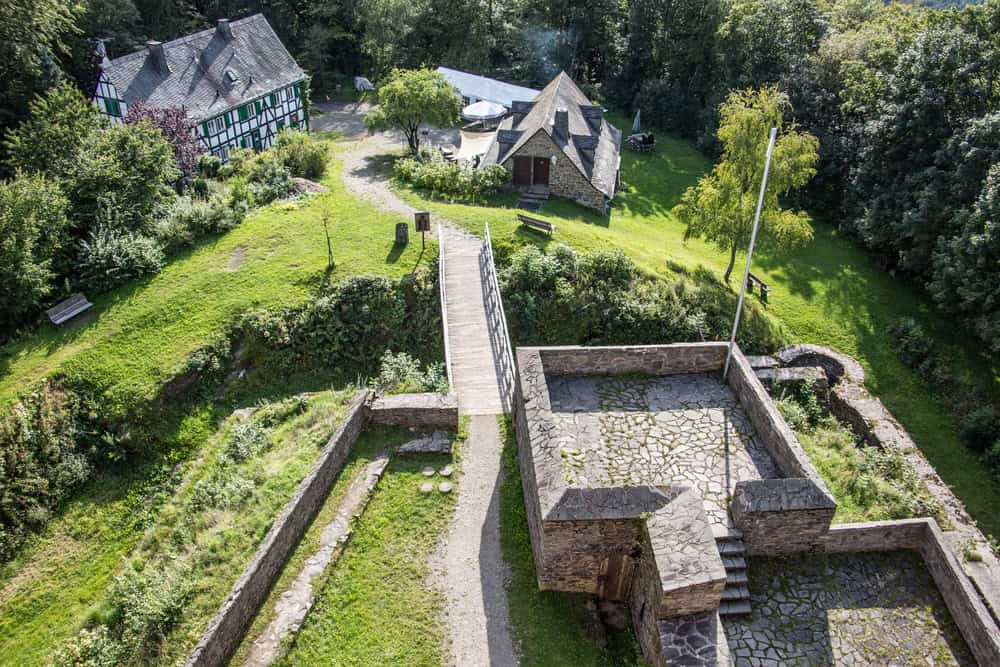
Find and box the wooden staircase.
[715,528,751,616]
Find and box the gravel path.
[430,414,518,667]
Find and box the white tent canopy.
[462,100,507,121]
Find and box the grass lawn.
[278,452,459,666]
[0,141,430,412]
[395,117,1000,540]
[497,417,643,666]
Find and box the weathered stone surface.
[186,391,370,667]
[744,355,779,370]
[396,430,452,455]
[776,343,866,385]
[723,551,974,666]
[732,478,836,556]
[656,612,731,666]
[367,392,458,429]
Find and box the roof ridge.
[105,13,265,67]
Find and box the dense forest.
[2,0,1000,354]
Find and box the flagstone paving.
[722,550,974,666]
[545,373,781,526]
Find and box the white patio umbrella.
[461,100,507,121]
[632,109,641,134]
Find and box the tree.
[0,0,76,153]
[66,120,179,234]
[673,86,819,282]
[931,164,1000,353]
[124,103,203,179]
[3,83,105,180]
[0,173,70,325]
[364,68,462,153]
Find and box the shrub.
[372,350,449,394]
[0,382,88,561]
[960,406,1000,453]
[244,152,294,205]
[190,470,254,511]
[499,244,784,352]
[889,317,934,371]
[191,177,209,200]
[0,172,70,327]
[274,129,329,179]
[984,441,1000,474]
[224,422,270,462]
[198,153,222,179]
[393,153,509,201]
[155,194,243,251]
[77,227,165,293]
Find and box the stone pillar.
[395,222,408,245]
[732,478,836,556]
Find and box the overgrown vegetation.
[48,392,347,666]
[776,383,946,525]
[500,243,784,353]
[889,316,1000,481]
[394,152,509,202]
[371,350,448,395]
[497,416,644,665]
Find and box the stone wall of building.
[503,131,607,210]
[536,518,642,594]
[186,391,370,667]
[367,392,458,429]
[732,478,836,556]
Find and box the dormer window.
[224,69,240,89]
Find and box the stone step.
[717,540,746,556]
[726,570,748,586]
[722,555,746,570]
[721,585,750,601]
[718,600,752,616]
[712,525,744,541]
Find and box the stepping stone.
[420,482,434,494]
[438,482,453,494]
[439,465,454,478]
[421,466,435,477]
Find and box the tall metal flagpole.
[723,126,778,380]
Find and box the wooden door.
[532,157,550,186]
[597,552,635,601]
[513,156,532,186]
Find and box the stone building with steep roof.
[92,14,307,162]
[480,72,621,212]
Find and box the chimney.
[145,40,169,74]
[217,18,233,40]
[553,108,569,139]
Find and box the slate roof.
[481,72,621,199]
[435,67,540,109]
[100,14,305,123]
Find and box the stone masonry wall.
[367,392,458,429]
[732,478,836,556]
[503,130,607,210]
[537,343,728,377]
[185,391,370,667]
[537,518,642,594]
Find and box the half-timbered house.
[93,14,307,162]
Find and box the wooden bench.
[517,213,556,235]
[46,293,93,325]
[747,272,769,304]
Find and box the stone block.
[732,478,836,556]
[367,392,458,429]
